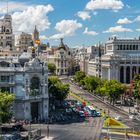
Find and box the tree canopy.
[48,76,69,102]
[133,74,140,99]
[0,91,15,123]
[74,71,126,105]
[48,63,56,74]
[97,80,126,105]
[74,71,86,82]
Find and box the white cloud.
[55,20,82,36]
[49,20,82,40]
[12,5,54,33]
[83,27,98,36]
[86,0,124,11]
[117,17,132,24]
[0,1,30,14]
[49,33,64,40]
[77,11,91,20]
[134,15,140,22]
[136,29,140,32]
[103,25,133,33]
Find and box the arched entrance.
[30,77,40,121]
[120,66,124,83]
[126,66,130,84]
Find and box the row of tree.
[74,71,126,105]
[48,76,69,103]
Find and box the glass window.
[1,76,10,82]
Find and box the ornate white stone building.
[46,38,77,75]
[0,14,15,50]
[101,37,140,83]
[0,55,48,121]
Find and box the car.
[96,111,101,117]
[129,115,136,120]
[79,111,85,117]
[115,116,122,121]
[84,111,89,117]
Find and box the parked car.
[129,115,136,120]
[79,111,85,117]
[96,111,101,117]
[115,116,122,121]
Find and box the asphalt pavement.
[26,117,104,140]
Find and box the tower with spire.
[0,0,15,50]
[32,25,40,43]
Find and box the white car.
[115,116,122,121]
[129,115,136,120]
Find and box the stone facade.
[0,56,48,121]
[101,37,140,83]
[16,32,32,52]
[0,14,15,50]
[46,39,76,76]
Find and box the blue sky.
[0,0,140,47]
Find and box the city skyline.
[0,0,140,47]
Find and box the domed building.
[47,38,74,75]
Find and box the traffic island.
[103,118,128,129]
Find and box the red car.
[84,111,89,117]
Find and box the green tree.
[83,76,98,92]
[54,82,69,102]
[133,74,140,99]
[48,76,69,102]
[48,63,56,74]
[74,71,86,82]
[0,91,15,123]
[100,80,125,105]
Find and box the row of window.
[117,45,139,50]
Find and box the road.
[62,78,140,131]
[25,117,104,140]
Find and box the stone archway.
[30,76,40,121]
[120,66,124,83]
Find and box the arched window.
[30,77,40,96]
